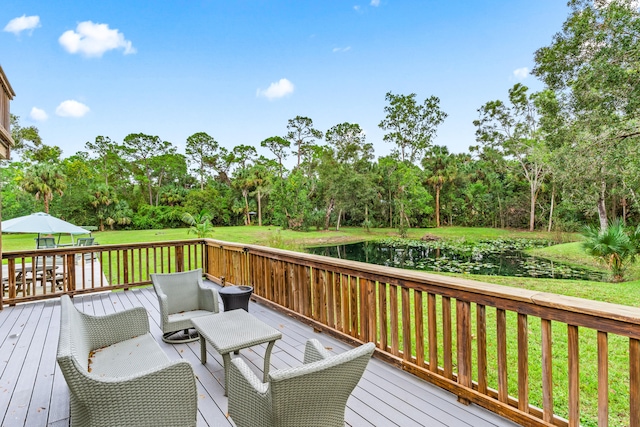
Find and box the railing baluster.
[428,292,438,373]
[349,275,358,337]
[287,262,296,311]
[541,319,554,423]
[568,324,580,427]
[477,304,488,395]
[108,250,113,285]
[497,308,508,403]
[598,331,609,427]
[359,277,367,341]
[320,269,329,324]
[277,260,285,306]
[378,281,387,351]
[415,290,424,367]
[269,260,282,305]
[402,287,412,360]
[443,295,452,379]
[327,271,336,329]
[368,279,377,344]
[341,273,350,334]
[390,284,399,356]
[518,313,529,413]
[279,260,286,307]
[315,268,324,323]
[630,337,640,427]
[122,250,129,290]
[456,299,472,405]
[333,272,342,331]
[303,265,312,318]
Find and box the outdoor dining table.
[2,263,63,294]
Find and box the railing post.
[201,241,209,274]
[6,259,16,306]
[175,245,184,272]
[66,253,76,293]
[456,299,472,405]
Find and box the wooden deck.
[0,284,518,427]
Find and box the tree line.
[3,1,640,235]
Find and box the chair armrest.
[155,292,169,325]
[71,360,197,426]
[303,338,332,364]
[197,284,219,313]
[82,307,150,349]
[228,358,270,427]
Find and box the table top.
[2,263,61,274]
[191,309,282,354]
[218,285,253,295]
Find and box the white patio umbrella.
[1,212,90,244]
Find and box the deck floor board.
[0,285,519,427]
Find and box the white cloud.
[56,100,90,118]
[29,107,48,121]
[59,21,136,58]
[256,78,295,100]
[332,46,352,53]
[354,5,361,11]
[370,0,381,6]
[513,67,529,80]
[3,15,40,35]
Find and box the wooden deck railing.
[203,239,640,427]
[0,240,204,307]
[3,238,640,426]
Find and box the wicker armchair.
[228,339,375,427]
[56,295,197,427]
[151,268,219,343]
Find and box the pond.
[306,238,607,282]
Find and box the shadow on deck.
[0,284,518,427]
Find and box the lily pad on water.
[307,238,607,282]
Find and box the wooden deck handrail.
[202,238,640,427]
[1,239,205,306]
[3,237,640,426]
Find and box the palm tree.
[181,210,214,238]
[582,218,636,282]
[248,162,274,227]
[422,146,456,227]
[232,167,252,225]
[89,184,117,231]
[20,163,66,213]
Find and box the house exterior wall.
[0,65,15,160]
[0,65,14,301]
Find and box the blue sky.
[1,1,569,165]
